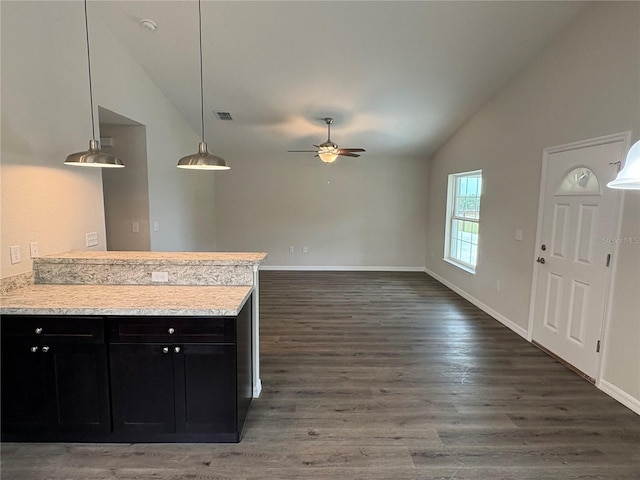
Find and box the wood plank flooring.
[2,271,639,479]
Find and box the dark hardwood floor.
[2,271,639,479]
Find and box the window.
[444,170,482,273]
[557,167,600,195]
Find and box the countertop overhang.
[0,284,253,317]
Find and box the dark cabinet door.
[1,342,110,437]
[110,343,237,437]
[1,343,49,434]
[45,343,111,434]
[109,343,176,435]
[174,344,236,434]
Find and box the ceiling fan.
[288,117,365,163]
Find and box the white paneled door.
[531,135,626,379]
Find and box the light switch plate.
[86,232,98,247]
[9,245,21,264]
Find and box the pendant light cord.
[198,0,205,142]
[84,0,96,142]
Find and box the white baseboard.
[599,379,640,415]
[260,265,425,272]
[424,268,529,339]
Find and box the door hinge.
[606,254,611,267]
[596,340,601,353]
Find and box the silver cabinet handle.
[162,347,169,354]
[174,346,181,354]
[42,346,50,353]
[168,328,175,334]
[35,327,43,334]
[30,346,38,353]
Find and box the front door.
[531,135,625,379]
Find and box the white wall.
[1,0,216,280]
[425,2,640,408]
[215,153,428,269]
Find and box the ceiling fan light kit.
[65,0,124,169]
[177,0,229,171]
[288,117,365,163]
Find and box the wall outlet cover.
[151,271,169,282]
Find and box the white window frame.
[444,169,482,274]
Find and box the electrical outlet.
[132,222,139,233]
[151,271,169,282]
[85,232,98,247]
[9,245,21,264]
[303,246,308,253]
[153,220,160,232]
[515,229,523,241]
[29,242,40,258]
[289,246,294,254]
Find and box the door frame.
[527,131,630,385]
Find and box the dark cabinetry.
[1,316,111,441]
[108,301,252,442]
[1,297,253,443]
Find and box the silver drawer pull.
[174,346,181,354]
[35,327,43,334]
[162,347,169,354]
[42,346,50,353]
[30,346,38,353]
[168,328,175,334]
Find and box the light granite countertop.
[34,251,267,266]
[0,284,252,317]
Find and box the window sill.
[443,258,476,275]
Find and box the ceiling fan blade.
[288,150,318,153]
[338,152,361,158]
[339,148,366,152]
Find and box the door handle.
[536,257,546,264]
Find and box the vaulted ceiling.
[93,1,588,161]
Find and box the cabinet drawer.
[108,316,236,344]
[1,316,105,343]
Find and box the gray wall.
[425,2,640,407]
[101,123,151,251]
[215,153,428,269]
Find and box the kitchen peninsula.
[0,251,266,443]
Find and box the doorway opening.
[98,107,150,251]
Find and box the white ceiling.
[93,1,588,161]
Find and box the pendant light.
[607,140,640,189]
[177,0,230,170]
[65,0,124,168]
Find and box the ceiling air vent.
[214,111,233,121]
